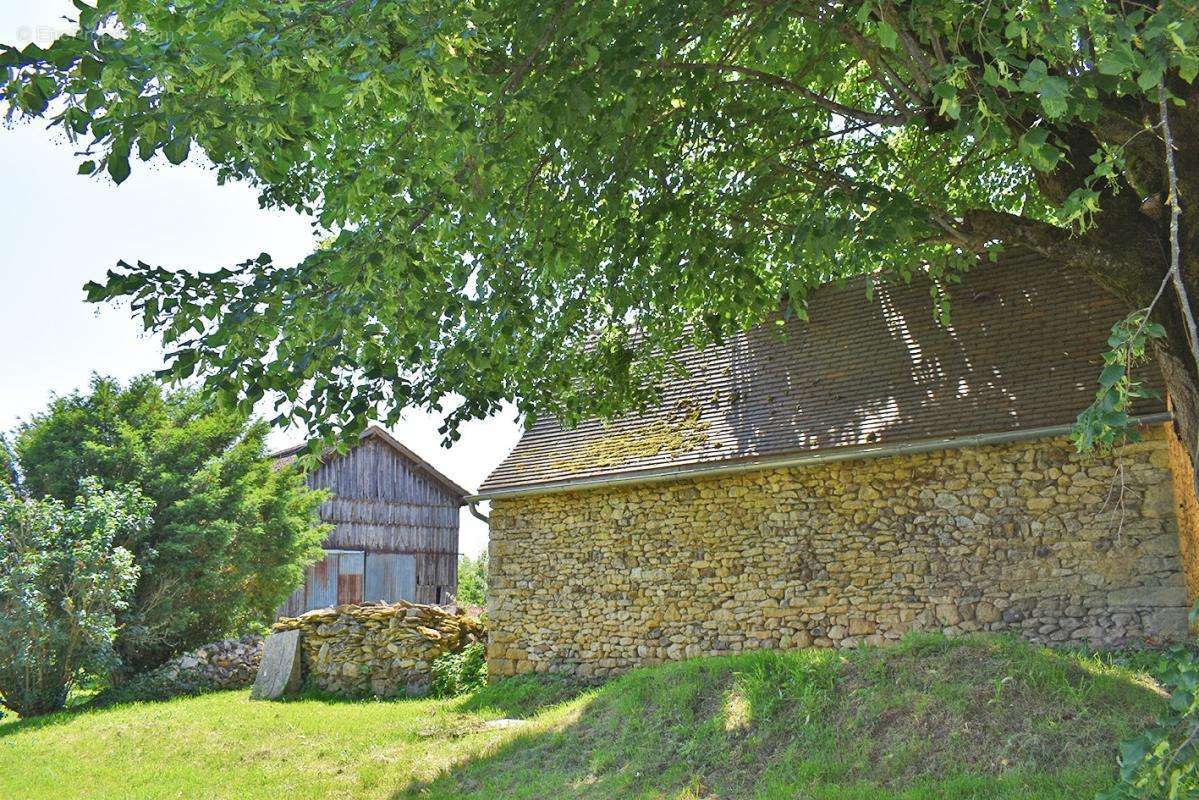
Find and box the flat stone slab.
[251,629,302,700]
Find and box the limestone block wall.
[487,428,1193,679]
[273,601,484,696]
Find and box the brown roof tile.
[477,254,1166,496]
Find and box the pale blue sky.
[0,1,518,555]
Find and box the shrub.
[1100,604,1199,800]
[0,481,145,716]
[430,642,487,698]
[13,375,327,675]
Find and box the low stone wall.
[273,601,484,697]
[98,635,264,704]
[488,428,1193,679]
[160,635,265,689]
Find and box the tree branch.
[1160,81,1199,401]
[499,0,576,98]
[840,24,926,112]
[955,209,1070,254]
[653,61,910,127]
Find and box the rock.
[848,618,875,636]
[935,604,961,626]
[251,629,302,700]
[1141,484,1175,518]
[975,601,1001,624]
[1106,585,1188,608]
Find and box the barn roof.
[476,253,1168,499]
[272,425,471,500]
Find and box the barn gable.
[275,426,469,613]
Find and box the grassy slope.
[0,635,1166,800]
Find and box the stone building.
[474,255,1199,679]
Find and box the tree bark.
[967,85,1199,465]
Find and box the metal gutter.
[467,412,1173,502]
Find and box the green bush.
[0,481,145,716]
[12,375,327,675]
[430,642,487,698]
[1100,605,1199,800]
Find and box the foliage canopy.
[2,2,1197,445]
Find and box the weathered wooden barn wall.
[278,432,464,614]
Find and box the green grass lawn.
[0,635,1167,799]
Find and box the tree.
[2,3,1197,456]
[0,480,144,717]
[12,376,327,675]
[0,435,17,492]
[455,552,489,608]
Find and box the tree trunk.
[1155,343,1199,448]
[1153,293,1199,460]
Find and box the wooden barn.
[274,425,469,615]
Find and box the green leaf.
[79,55,102,80]
[1180,54,1198,84]
[1037,76,1069,118]
[1144,322,1167,339]
[78,160,96,175]
[1097,48,1135,76]
[1137,64,1164,92]
[1099,363,1125,388]
[1119,737,1150,770]
[107,155,130,185]
[877,21,898,50]
[164,136,191,165]
[83,280,109,303]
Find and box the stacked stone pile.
[161,635,264,689]
[90,634,267,704]
[273,601,485,697]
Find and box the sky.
[0,1,520,556]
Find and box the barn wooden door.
[305,549,365,608]
[309,552,339,608]
[334,550,365,604]
[364,553,417,603]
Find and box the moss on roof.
[550,406,712,473]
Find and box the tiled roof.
[478,254,1166,496]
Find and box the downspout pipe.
[467,499,490,524]
[466,413,1173,503]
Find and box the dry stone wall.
[160,635,264,689]
[488,428,1194,679]
[273,601,484,697]
[98,635,264,704]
